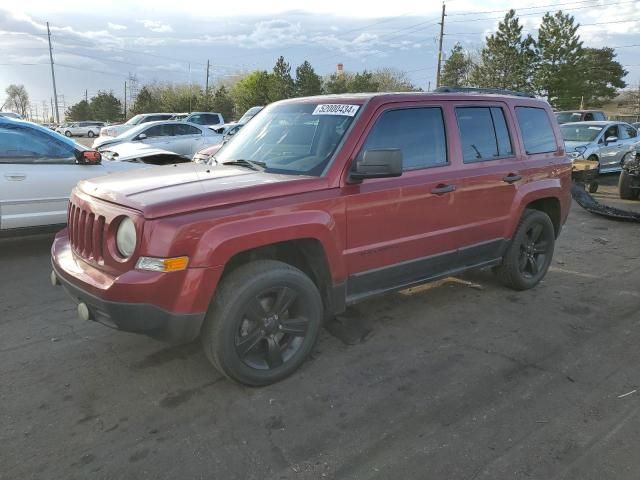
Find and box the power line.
[447,0,613,16]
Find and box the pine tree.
[348,70,379,93]
[270,56,295,101]
[324,73,350,94]
[130,86,160,114]
[294,60,323,97]
[577,47,626,107]
[470,10,535,91]
[211,85,235,121]
[89,91,122,122]
[534,11,583,109]
[440,44,474,87]
[65,100,92,121]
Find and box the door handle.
[431,184,456,195]
[503,174,522,184]
[5,173,26,181]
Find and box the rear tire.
[588,182,598,194]
[64,131,72,137]
[619,170,640,200]
[201,260,323,386]
[494,209,555,291]
[87,130,95,138]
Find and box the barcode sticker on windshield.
[312,104,360,116]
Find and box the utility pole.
[85,89,88,103]
[205,59,210,97]
[436,2,446,88]
[47,22,60,124]
[50,97,54,123]
[124,81,127,120]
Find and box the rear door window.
[515,107,558,154]
[456,107,513,162]
[143,124,173,137]
[593,112,606,121]
[174,124,201,135]
[360,107,447,170]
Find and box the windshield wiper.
[221,159,266,171]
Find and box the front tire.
[619,170,640,200]
[201,260,323,386]
[494,209,555,291]
[588,155,600,174]
[87,130,95,138]
[64,131,72,137]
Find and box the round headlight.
[116,217,136,258]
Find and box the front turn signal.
[136,256,189,272]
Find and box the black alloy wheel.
[494,209,555,291]
[235,285,310,370]
[518,222,552,280]
[201,260,323,386]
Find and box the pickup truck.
[51,90,572,386]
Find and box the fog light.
[136,256,189,272]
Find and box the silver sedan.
[561,121,640,173]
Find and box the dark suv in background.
[555,110,607,124]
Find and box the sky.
[1,0,639,119]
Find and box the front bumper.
[51,230,221,343]
[52,263,205,343]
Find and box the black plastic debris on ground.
[326,307,373,345]
[571,183,640,223]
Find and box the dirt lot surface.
[2,175,639,480]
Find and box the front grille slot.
[68,201,106,262]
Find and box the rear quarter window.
[515,107,558,155]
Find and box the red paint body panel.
[52,92,572,324]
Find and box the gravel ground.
[1,175,639,480]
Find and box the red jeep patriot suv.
[51,89,572,385]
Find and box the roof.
[556,110,605,113]
[278,90,545,105]
[0,116,80,148]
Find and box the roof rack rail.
[434,86,536,98]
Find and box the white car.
[93,121,223,157]
[56,121,105,138]
[0,117,147,232]
[98,113,174,139]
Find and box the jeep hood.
[77,162,327,218]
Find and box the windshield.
[115,122,150,139]
[214,102,360,176]
[126,114,144,125]
[238,106,263,124]
[555,112,582,124]
[560,124,603,143]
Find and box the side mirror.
[137,133,147,140]
[349,148,403,183]
[605,136,618,145]
[78,150,102,165]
